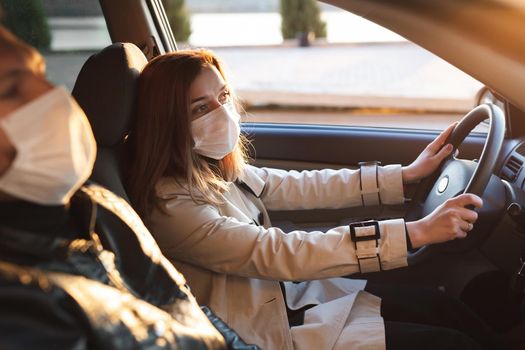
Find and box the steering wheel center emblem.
[437,176,449,193]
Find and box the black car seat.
[72,42,147,203]
[71,43,151,290]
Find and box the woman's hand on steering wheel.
[402,123,457,184]
[405,193,483,249]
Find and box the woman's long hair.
[127,49,248,219]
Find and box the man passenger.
[0,25,256,350]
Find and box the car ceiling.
[325,0,525,114]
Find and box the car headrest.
[72,43,148,147]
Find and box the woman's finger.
[458,207,479,223]
[429,123,457,151]
[451,193,483,209]
[459,221,474,233]
[432,143,453,161]
[456,229,469,239]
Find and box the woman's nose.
[209,99,223,111]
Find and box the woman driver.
[127,49,502,350]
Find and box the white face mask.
[191,101,241,160]
[0,86,97,205]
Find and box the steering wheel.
[407,104,505,264]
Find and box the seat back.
[71,44,156,288]
[72,43,147,202]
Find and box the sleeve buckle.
[349,221,380,243]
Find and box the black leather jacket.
[0,183,258,350]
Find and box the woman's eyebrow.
[190,85,227,104]
[191,95,207,104]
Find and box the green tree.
[0,0,51,50]
[162,0,191,43]
[280,0,326,40]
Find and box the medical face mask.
[0,86,97,205]
[191,101,241,160]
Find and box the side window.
[1,0,111,90]
[169,0,485,132]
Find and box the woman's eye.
[192,104,208,116]
[219,90,231,103]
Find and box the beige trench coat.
[151,164,409,349]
